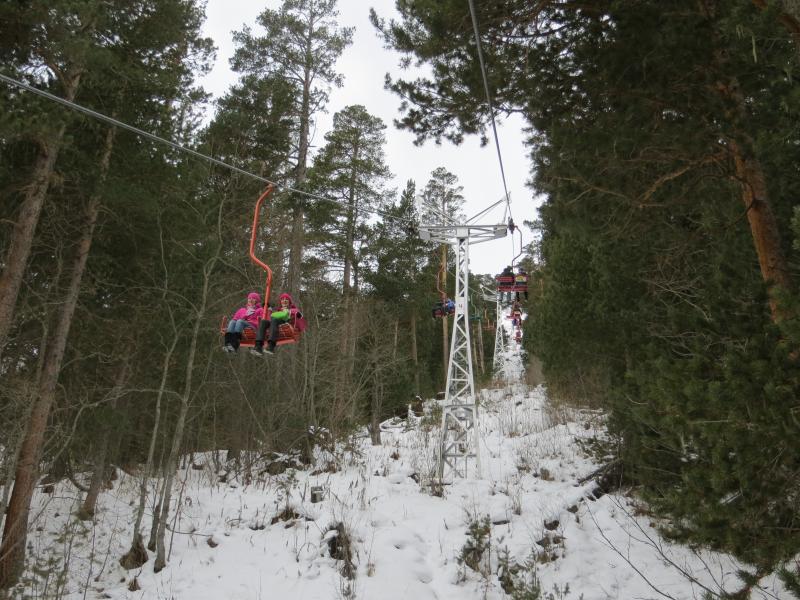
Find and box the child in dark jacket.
[431,298,455,319]
[250,292,305,355]
[223,292,263,352]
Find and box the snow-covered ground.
[14,382,788,600]
[11,316,789,600]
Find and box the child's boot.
[223,332,236,352]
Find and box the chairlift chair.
[219,186,303,348]
[432,259,455,318]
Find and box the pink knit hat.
[247,292,261,302]
[278,293,293,303]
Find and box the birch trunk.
[153,241,220,572]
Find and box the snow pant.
[255,318,289,350]
[225,319,255,350]
[226,319,255,334]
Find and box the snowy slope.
[12,314,789,600]
[14,379,789,600]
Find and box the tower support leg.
[437,236,480,481]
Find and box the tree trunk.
[287,64,313,298]
[370,366,382,446]
[147,479,164,552]
[0,467,13,536]
[0,434,24,535]
[73,126,119,522]
[472,321,484,376]
[153,241,219,573]
[120,305,178,569]
[410,310,420,395]
[152,315,203,572]
[392,318,399,361]
[711,35,793,322]
[476,318,485,375]
[0,70,83,365]
[0,145,102,588]
[728,138,792,321]
[441,245,449,386]
[78,437,110,521]
[286,65,313,431]
[0,138,62,362]
[79,358,127,521]
[288,205,305,298]
[336,161,360,415]
[336,293,353,416]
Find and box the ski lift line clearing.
[0,72,412,227]
[219,186,301,348]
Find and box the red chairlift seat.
[219,185,304,349]
[218,317,300,348]
[514,273,529,293]
[432,261,455,319]
[497,229,529,295]
[495,273,515,292]
[432,301,455,319]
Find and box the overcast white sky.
[200,0,539,275]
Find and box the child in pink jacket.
[223,292,264,353]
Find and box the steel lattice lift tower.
[481,284,507,380]
[419,218,506,482]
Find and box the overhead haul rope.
[466,0,513,225]
[0,72,413,226]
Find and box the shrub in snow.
[497,546,544,599]
[323,522,356,580]
[457,515,492,579]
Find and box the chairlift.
[219,186,303,348]
[496,228,529,301]
[432,258,455,319]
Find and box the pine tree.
[365,180,434,402]
[306,104,392,415]
[373,0,800,571]
[0,0,213,586]
[231,0,353,297]
[418,167,465,381]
